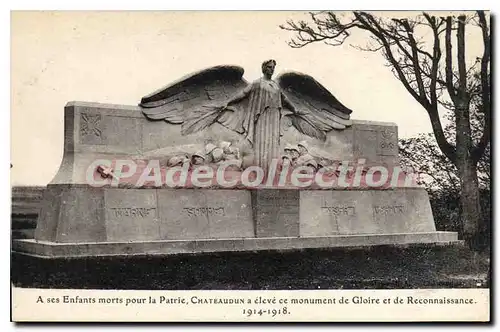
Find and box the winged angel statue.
[140,60,353,170]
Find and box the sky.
[10,11,483,185]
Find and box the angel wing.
[140,65,248,135]
[276,71,353,141]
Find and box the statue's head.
[261,59,276,77]
[191,151,206,165]
[289,146,300,159]
[298,141,309,154]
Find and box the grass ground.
[11,242,489,290]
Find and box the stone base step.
[13,231,459,258]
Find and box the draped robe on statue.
[219,78,291,170]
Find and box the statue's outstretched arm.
[226,84,252,106]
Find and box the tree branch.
[423,13,443,108]
[445,17,457,101]
[400,18,428,106]
[354,12,424,104]
[473,10,491,162]
[428,108,457,163]
[457,15,468,100]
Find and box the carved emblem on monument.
[379,128,397,156]
[139,60,353,170]
[80,113,103,144]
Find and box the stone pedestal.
[14,185,461,258]
[11,101,460,258]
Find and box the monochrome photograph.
[10,10,490,322]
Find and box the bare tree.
[281,11,490,248]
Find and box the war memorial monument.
[12,60,459,258]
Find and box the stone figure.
[305,159,318,170]
[294,141,316,167]
[281,144,294,167]
[219,141,240,161]
[163,141,244,170]
[219,141,231,155]
[140,60,353,170]
[216,60,295,170]
[289,145,300,164]
[190,151,206,166]
[167,154,190,167]
[218,141,242,169]
[210,146,225,164]
[204,143,217,164]
[317,158,333,170]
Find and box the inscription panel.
[371,191,412,233]
[252,190,299,237]
[373,205,405,215]
[300,191,373,236]
[371,189,436,233]
[158,190,209,239]
[110,207,157,218]
[321,206,356,216]
[182,207,225,217]
[158,189,253,240]
[104,189,160,241]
